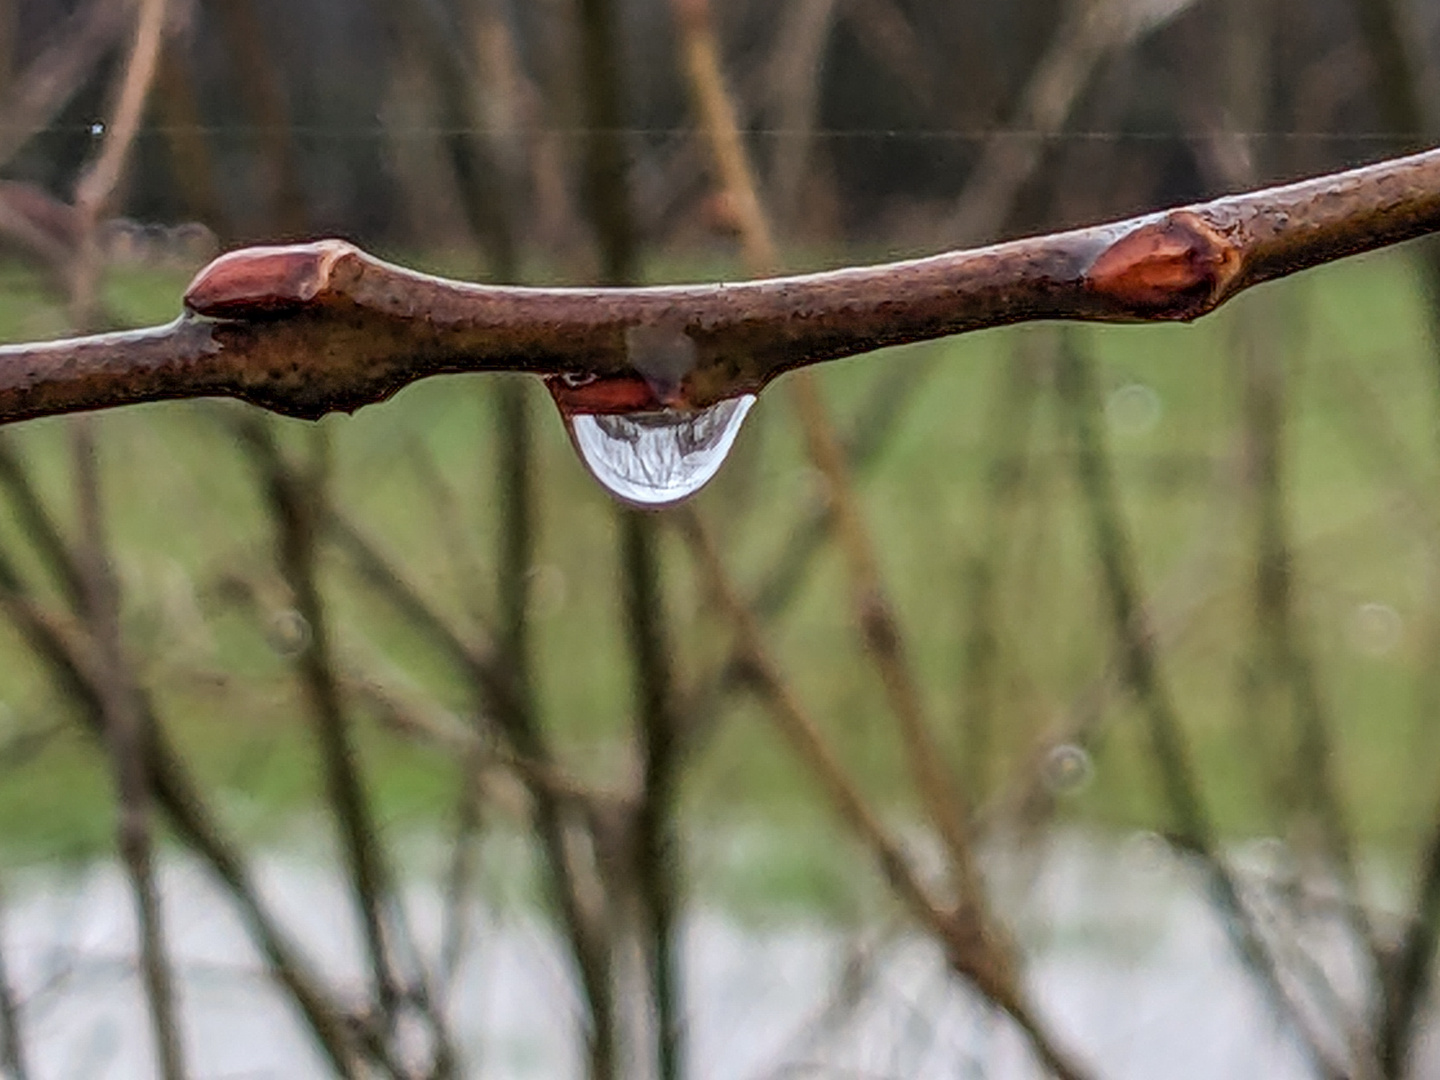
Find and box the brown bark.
[3,145,1440,424]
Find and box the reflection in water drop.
[567,395,756,507]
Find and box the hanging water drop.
[564,395,756,508]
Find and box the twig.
[791,373,985,895]
[152,37,230,237]
[384,0,519,281]
[437,746,485,994]
[1236,300,1380,973]
[207,0,307,236]
[234,416,453,1069]
[669,0,985,929]
[496,379,535,687]
[838,0,935,111]
[942,0,1200,245]
[0,434,383,1074]
[669,0,776,274]
[764,0,839,231]
[0,879,29,1080]
[1384,797,1440,1078]
[620,511,684,1080]
[677,348,941,752]
[64,6,187,1076]
[574,1,679,1074]
[1200,47,1384,1058]
[0,435,88,608]
[5,146,1440,422]
[0,547,371,1077]
[1054,330,1352,1080]
[69,0,169,333]
[324,508,619,1080]
[72,420,189,1080]
[575,0,639,286]
[958,341,1042,802]
[676,509,1094,1080]
[992,457,1243,836]
[749,352,942,621]
[401,431,495,637]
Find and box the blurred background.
[0,0,1438,1077]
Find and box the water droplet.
[1349,602,1402,657]
[88,121,105,138]
[565,396,756,507]
[1106,382,1162,436]
[1042,743,1093,795]
[267,609,311,657]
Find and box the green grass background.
[0,246,1436,906]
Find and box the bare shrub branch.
[2,147,1440,423]
[234,417,447,1057]
[323,508,620,1080]
[677,509,1094,1080]
[68,0,169,331]
[0,545,373,1077]
[1055,330,1356,1080]
[0,880,28,1080]
[73,419,190,1080]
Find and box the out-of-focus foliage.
[9,0,1437,254]
[4,2,1440,1078]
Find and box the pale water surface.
[1,833,1432,1079]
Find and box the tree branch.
[2,146,1440,422]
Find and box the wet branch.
[3,146,1440,422]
